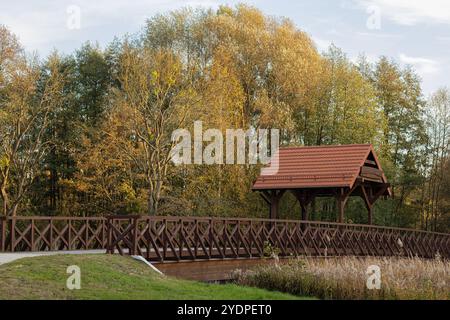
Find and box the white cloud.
[356,31,401,39]
[349,53,379,64]
[436,35,450,42]
[312,36,332,52]
[0,0,223,54]
[356,0,450,25]
[399,53,439,75]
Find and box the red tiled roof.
[252,144,386,190]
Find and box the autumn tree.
[0,26,66,216]
[114,43,197,215]
[423,88,450,231]
[304,46,381,146]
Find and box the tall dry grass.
[235,257,449,300]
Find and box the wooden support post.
[367,206,373,225]
[300,203,308,221]
[336,188,350,223]
[262,190,285,220]
[311,198,316,221]
[270,194,279,219]
[292,190,315,221]
[337,196,345,223]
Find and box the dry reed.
[235,256,450,300]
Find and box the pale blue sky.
[1,0,449,95]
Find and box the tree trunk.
[148,191,156,216]
[11,203,19,217]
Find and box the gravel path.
[0,250,105,265]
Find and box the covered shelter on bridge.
[252,144,391,224]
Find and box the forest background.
[1,5,449,232]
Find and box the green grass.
[0,254,305,300]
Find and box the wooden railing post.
[249,220,253,258]
[209,218,213,258]
[179,218,183,259]
[106,218,112,254]
[49,219,53,251]
[131,216,138,256]
[102,218,106,248]
[149,218,155,261]
[162,218,167,261]
[9,217,15,252]
[68,219,72,250]
[0,216,5,252]
[31,219,35,251]
[85,220,89,250]
[223,219,227,259]
[194,219,198,259]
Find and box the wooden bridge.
[1,215,449,280]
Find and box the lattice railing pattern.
[106,216,450,261]
[2,216,107,252]
[1,215,448,258]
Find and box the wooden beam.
[259,192,271,205]
[360,185,371,210]
[364,159,377,166]
[360,183,390,225]
[370,183,390,203]
[360,185,374,225]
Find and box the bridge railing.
[0,215,448,259]
[106,216,450,261]
[0,216,107,252]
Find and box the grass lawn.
[0,254,306,300]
